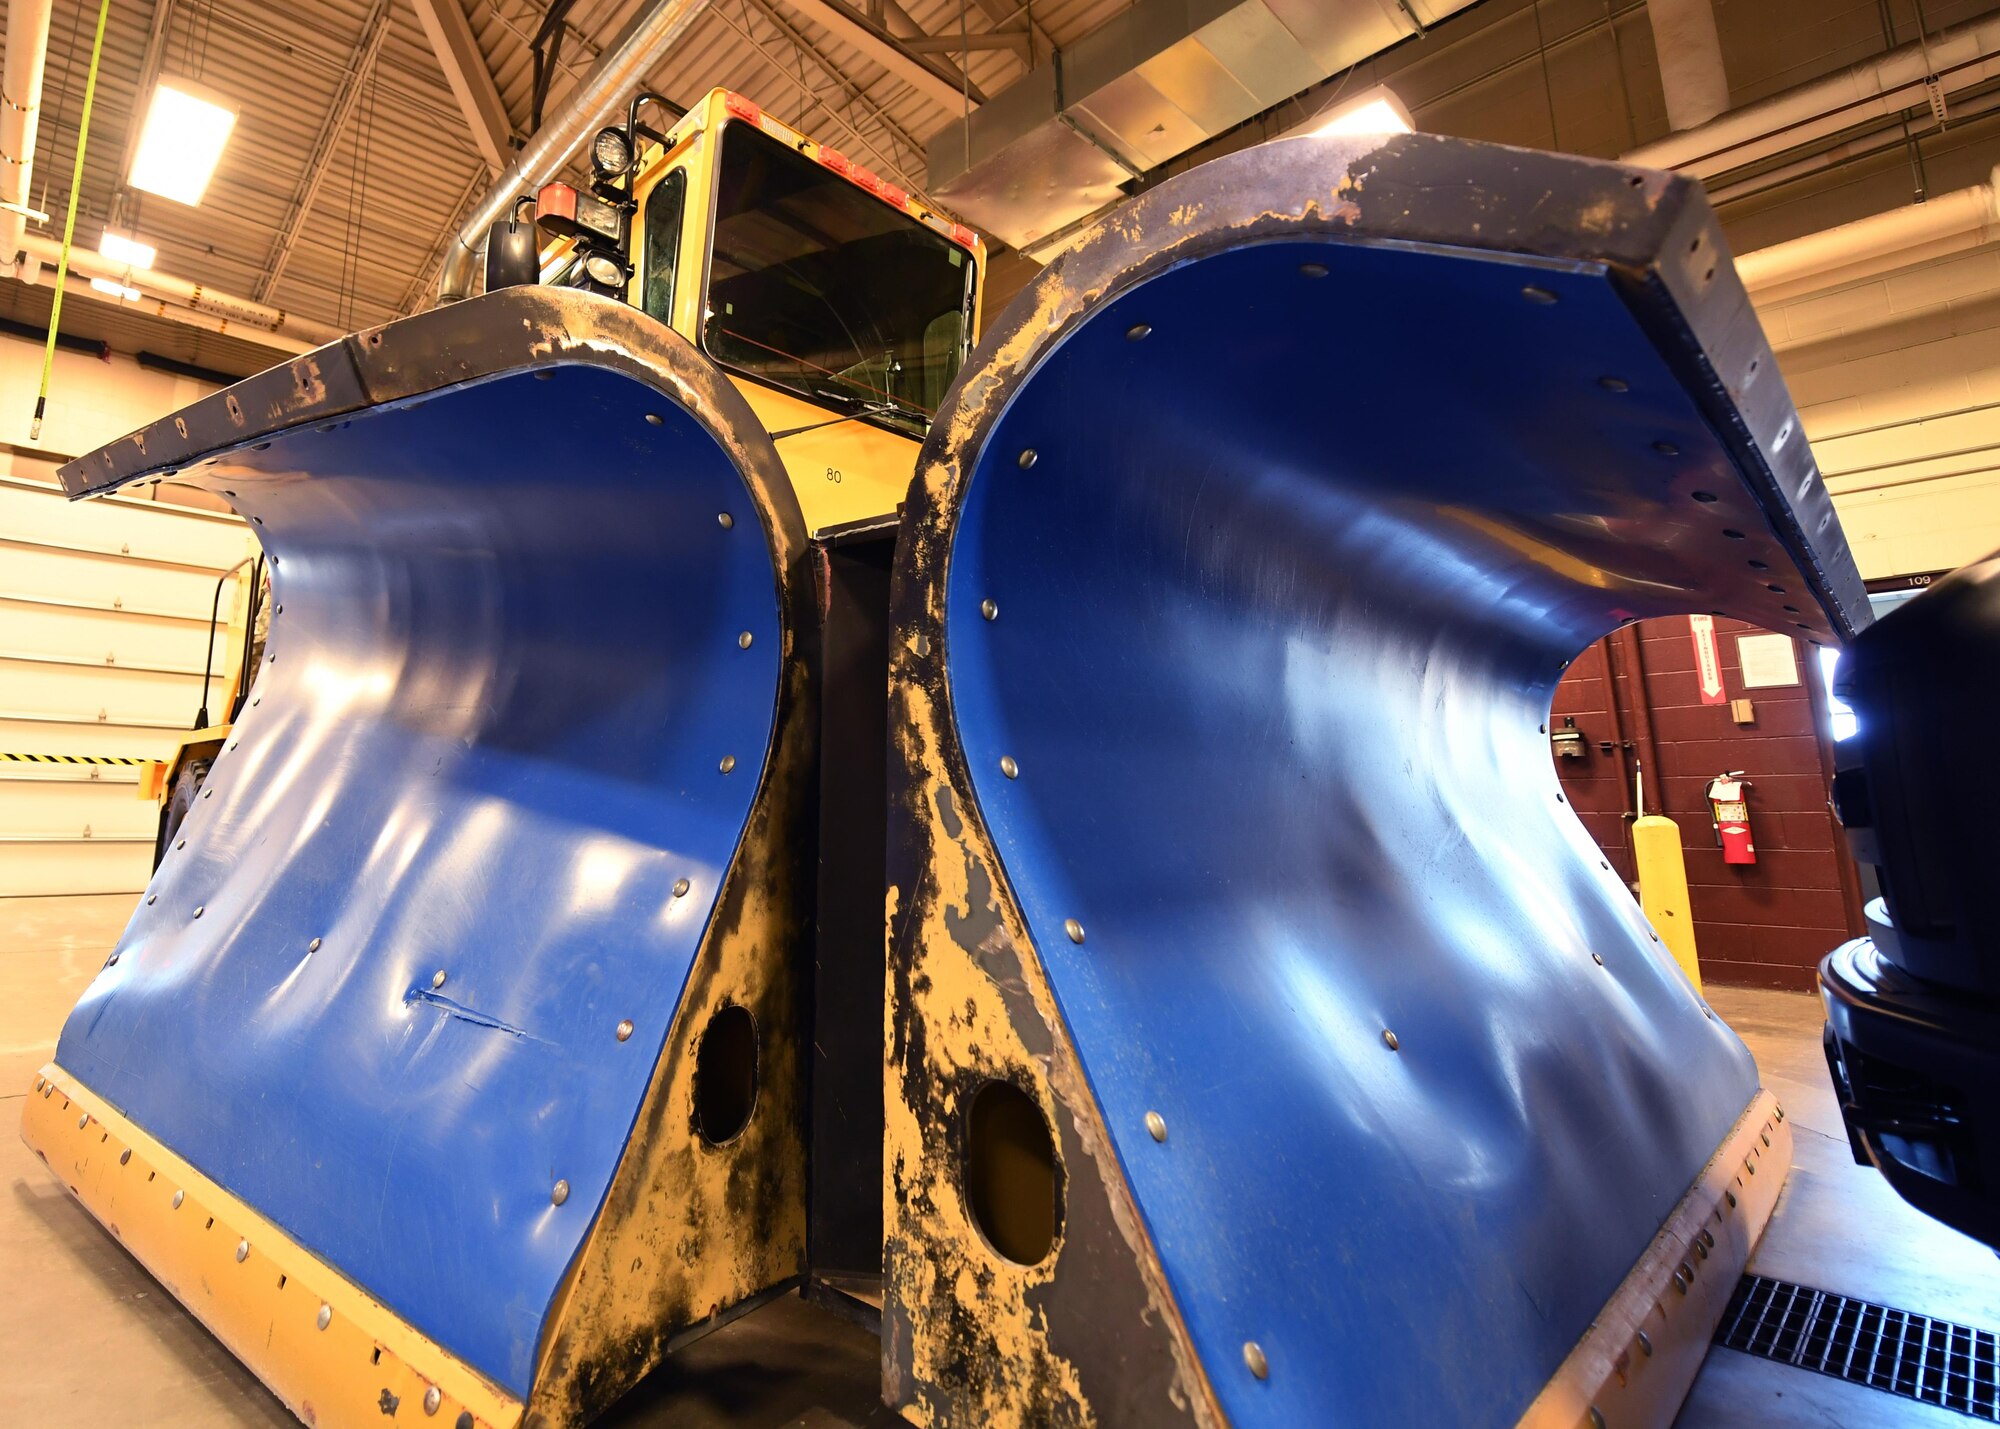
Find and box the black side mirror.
[484,216,539,293]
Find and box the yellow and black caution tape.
[1,752,150,766]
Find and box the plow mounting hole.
[694,1005,758,1145]
[964,1080,1060,1265]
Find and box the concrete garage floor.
[4,895,1996,1427]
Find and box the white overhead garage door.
[0,463,258,898]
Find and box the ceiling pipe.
[18,233,344,346]
[436,0,710,304]
[1647,0,1728,131]
[30,269,318,355]
[1,0,55,263]
[1736,169,2000,304]
[1625,12,2000,180]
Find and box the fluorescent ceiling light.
[89,277,142,301]
[98,231,157,269]
[128,78,237,206]
[1283,86,1416,142]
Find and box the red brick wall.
[1551,617,1864,992]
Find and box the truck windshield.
[704,120,973,432]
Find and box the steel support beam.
[903,32,1029,55]
[768,0,983,111]
[255,0,393,303]
[411,0,514,175]
[969,0,1051,67]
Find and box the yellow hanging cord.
[30,0,114,442]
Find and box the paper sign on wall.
[1688,615,1726,704]
[1737,632,1800,689]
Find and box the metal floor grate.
[1715,1274,2000,1420]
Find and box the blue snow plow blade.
[31,290,816,1426]
[884,132,1863,1428]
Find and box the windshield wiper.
[807,384,928,432]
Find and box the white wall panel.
[0,454,254,897]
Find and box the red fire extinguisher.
[1706,772,1756,865]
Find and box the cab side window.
[642,169,688,324]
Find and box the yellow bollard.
[1633,814,1702,990]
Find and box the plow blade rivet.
[236,1239,250,1262]
[1000,757,1019,779]
[78,1113,89,1129]
[424,1385,442,1415]
[1589,1409,1606,1429]
[738,631,753,649]
[172,1190,184,1210]
[1673,1270,1688,1293]
[1598,376,1628,392]
[1300,262,1328,278]
[316,1304,331,1330]
[616,1020,635,1042]
[1522,285,1557,304]
[1726,1190,1737,1209]
[1145,1112,1167,1142]
[1017,449,1038,469]
[1064,919,1085,944]
[119,1149,130,1165]
[552,1179,570,1206]
[1126,323,1151,341]
[720,755,737,774]
[645,413,663,426]
[1591,952,1604,967]
[981,599,997,620]
[175,840,186,851]
[1653,441,1680,457]
[147,894,156,904]
[193,906,204,919]
[1242,1341,1269,1379]
[431,970,447,990]
[309,938,322,952]
[717,512,734,529]
[1638,1329,1653,1355]
[1382,1030,1400,1051]
[673,878,690,898]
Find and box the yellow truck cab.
[531,87,987,537]
[144,89,985,838]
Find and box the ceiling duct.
[926,0,1476,252]
[436,0,711,303]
